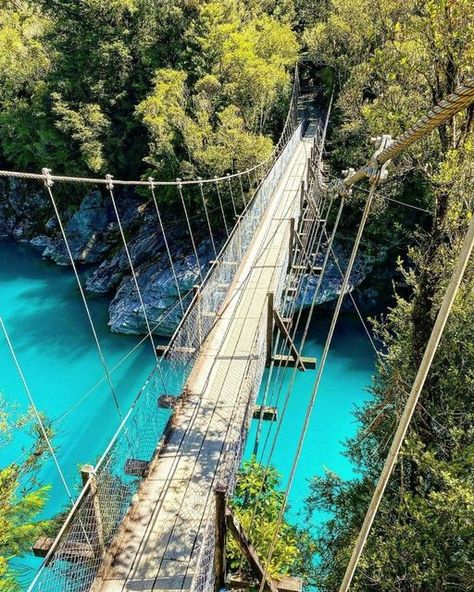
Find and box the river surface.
[0,240,375,588]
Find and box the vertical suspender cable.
[237,172,247,207]
[198,177,218,258]
[259,181,378,592]
[215,178,230,236]
[148,179,185,315]
[106,176,168,394]
[339,210,474,592]
[177,179,204,284]
[43,171,124,422]
[227,173,238,218]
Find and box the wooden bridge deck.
[96,135,310,592]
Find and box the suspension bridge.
[1,68,473,592]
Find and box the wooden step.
[33,537,94,561]
[253,405,278,422]
[272,354,317,371]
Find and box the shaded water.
[0,240,375,588]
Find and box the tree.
[301,2,474,588]
[0,401,53,591]
[228,458,318,585]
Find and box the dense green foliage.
[0,0,298,179]
[0,403,52,591]
[229,458,317,585]
[302,1,474,590]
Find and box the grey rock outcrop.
[108,239,215,335]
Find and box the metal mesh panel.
[29,72,303,592]
[162,118,304,397]
[30,372,172,591]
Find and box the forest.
[0,0,473,591]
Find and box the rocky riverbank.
[0,180,393,336]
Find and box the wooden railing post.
[214,484,228,591]
[193,284,202,346]
[287,218,295,272]
[299,179,305,214]
[81,464,105,557]
[266,292,274,367]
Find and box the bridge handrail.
[27,67,304,592]
[164,66,302,355]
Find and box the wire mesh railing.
[28,69,304,592]
[188,184,293,592]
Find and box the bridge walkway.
[96,132,312,592]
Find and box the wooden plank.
[272,354,317,370]
[33,536,94,561]
[273,309,306,371]
[253,405,278,422]
[228,574,303,592]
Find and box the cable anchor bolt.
[42,168,53,188]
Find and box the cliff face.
[1,181,391,336]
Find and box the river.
[0,240,375,588]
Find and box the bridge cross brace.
[265,293,316,371]
[213,485,302,592]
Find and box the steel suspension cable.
[149,179,185,315]
[177,180,204,285]
[43,173,124,422]
[106,178,168,394]
[254,183,333,455]
[215,178,230,236]
[227,173,238,218]
[339,205,474,592]
[198,178,218,258]
[258,181,377,591]
[258,193,344,466]
[0,317,73,500]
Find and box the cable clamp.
[148,176,154,187]
[42,168,53,188]
[105,174,114,190]
[366,135,393,184]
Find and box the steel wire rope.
[253,176,333,456]
[177,180,204,285]
[247,189,344,541]
[0,317,74,501]
[253,123,335,457]
[215,178,230,236]
[149,179,186,315]
[198,178,218,258]
[241,162,343,564]
[53,288,194,425]
[106,178,169,395]
[258,179,379,592]
[44,175,125,422]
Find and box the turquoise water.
[0,240,375,586]
[0,240,155,583]
[245,312,375,528]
